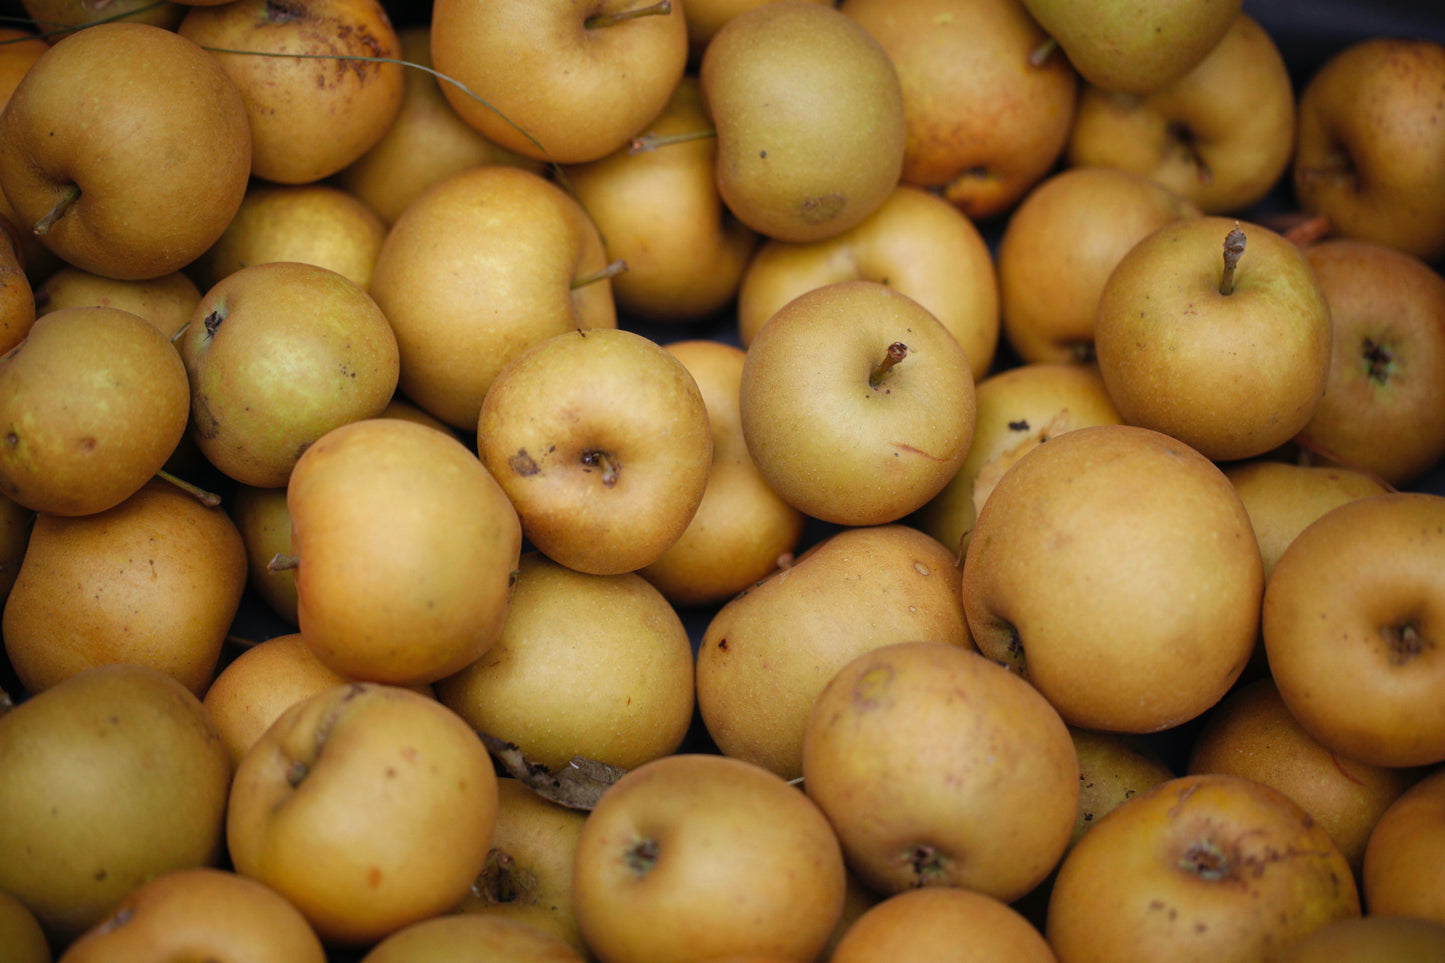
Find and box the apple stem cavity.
[286,759,309,787]
[1383,621,1429,665]
[32,183,80,237]
[869,342,908,388]
[625,837,660,876]
[580,448,621,487]
[154,469,222,508]
[267,553,301,573]
[585,0,672,30]
[1180,838,1230,881]
[630,128,717,154]
[571,259,628,290]
[1219,224,1246,296]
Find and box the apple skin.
[1046,773,1360,963]
[830,886,1056,963]
[0,22,252,281]
[1293,37,1445,263]
[1094,215,1333,463]
[225,682,499,947]
[1279,915,1445,963]
[1361,764,1445,926]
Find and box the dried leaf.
[478,730,626,811]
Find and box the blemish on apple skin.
[799,193,845,224]
[852,665,894,709]
[1008,419,1030,431]
[367,865,383,888]
[509,449,540,476]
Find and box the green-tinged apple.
[1362,765,1445,925]
[189,182,388,293]
[1263,492,1445,768]
[637,339,806,607]
[3,477,248,697]
[1281,915,1445,963]
[830,886,1057,963]
[563,75,760,323]
[914,360,1123,561]
[963,424,1263,733]
[701,1,906,243]
[368,164,617,430]
[34,266,199,343]
[1094,216,1333,462]
[736,184,999,380]
[1295,238,1445,487]
[1293,37,1445,262]
[739,280,975,526]
[57,867,326,963]
[336,25,546,227]
[477,327,712,576]
[572,753,847,963]
[696,523,971,781]
[842,0,1078,221]
[0,306,190,517]
[1046,773,1360,962]
[1067,727,1175,852]
[997,165,1199,364]
[286,418,522,686]
[229,485,299,626]
[803,641,1078,901]
[226,683,498,947]
[179,260,401,488]
[1188,677,1419,874]
[430,0,688,165]
[454,777,589,956]
[1021,0,1242,95]
[362,914,585,963]
[435,551,695,773]
[178,0,404,185]
[0,664,232,945]
[0,22,251,280]
[1066,12,1295,215]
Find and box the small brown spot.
[509,449,539,476]
[799,193,846,224]
[367,865,382,888]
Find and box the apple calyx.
[1179,837,1231,881]
[585,0,672,30]
[32,183,80,237]
[630,128,717,155]
[154,469,222,508]
[580,448,621,487]
[1363,337,1397,385]
[571,259,628,290]
[869,342,909,388]
[268,553,301,573]
[1382,621,1430,666]
[1219,224,1246,296]
[901,843,951,884]
[624,837,660,876]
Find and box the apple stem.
[1219,224,1246,296]
[268,553,301,573]
[585,0,671,30]
[155,469,222,507]
[225,634,260,649]
[869,342,908,388]
[169,320,191,344]
[32,183,80,237]
[630,128,717,154]
[581,448,621,487]
[571,259,628,290]
[1028,36,1059,68]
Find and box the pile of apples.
[2,0,1445,960]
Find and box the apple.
[367,164,617,430]
[571,752,847,963]
[0,889,48,963]
[1293,37,1445,262]
[19,0,184,35]
[1046,773,1360,962]
[177,0,405,185]
[226,682,499,947]
[830,886,1057,963]
[229,485,299,626]
[361,913,586,963]
[738,279,976,527]
[476,327,712,577]
[735,184,1000,381]
[0,22,252,280]
[1094,216,1333,463]
[1263,491,1445,768]
[842,0,1079,221]
[1361,764,1445,926]
[1280,915,1445,963]
[962,424,1263,733]
[33,266,199,343]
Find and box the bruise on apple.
[479,730,624,811]
[508,449,540,477]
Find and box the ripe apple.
[477,327,712,576]
[229,485,299,626]
[33,266,199,343]
[1263,492,1445,768]
[368,164,617,430]
[571,752,847,963]
[802,641,1078,902]
[1361,764,1445,926]
[829,886,1057,963]
[962,424,1263,733]
[1295,237,1445,487]
[20,0,184,35]
[1046,773,1360,962]
[226,682,499,947]
[177,0,405,185]
[842,0,1079,221]
[0,889,47,963]
[1094,216,1333,463]
[361,913,585,963]
[695,523,971,781]
[1293,37,1445,262]
[996,165,1200,365]
[1280,915,1445,963]
[739,279,976,527]
[0,490,31,608]
[1068,727,1175,851]
[0,22,252,280]
[735,184,1000,381]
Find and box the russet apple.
[829,886,1057,963]
[33,266,199,343]
[1280,915,1445,963]
[1361,764,1445,926]
[229,485,299,626]
[361,913,585,963]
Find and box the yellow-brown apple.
[229,485,299,627]
[1361,764,1445,925]
[830,886,1057,963]
[1280,915,1445,963]
[0,889,48,963]
[361,913,585,963]
[33,266,199,343]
